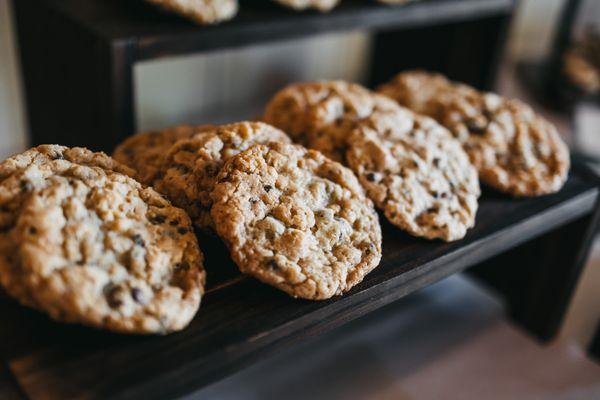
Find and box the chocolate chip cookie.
[155,121,291,230]
[263,81,400,163]
[0,148,205,334]
[113,125,213,185]
[346,107,480,241]
[378,71,570,196]
[272,0,340,12]
[0,144,134,182]
[211,142,382,300]
[144,0,238,25]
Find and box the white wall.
[135,32,370,131]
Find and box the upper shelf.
[40,0,517,60]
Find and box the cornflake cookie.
[378,71,570,196]
[272,0,340,12]
[346,107,480,241]
[264,81,399,162]
[211,142,382,300]
[113,125,213,185]
[156,121,290,230]
[0,161,205,334]
[144,0,238,25]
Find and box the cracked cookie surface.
[156,121,290,230]
[378,71,570,196]
[272,0,340,11]
[144,0,238,24]
[211,142,382,300]
[0,144,134,182]
[113,125,213,185]
[264,81,399,163]
[346,107,480,241]
[0,149,205,334]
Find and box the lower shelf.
[0,163,598,400]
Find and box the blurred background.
[0,0,599,398]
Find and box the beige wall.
[0,0,26,159]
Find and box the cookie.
[113,125,213,185]
[0,144,134,182]
[346,107,480,241]
[378,71,570,196]
[0,161,205,334]
[264,81,399,162]
[272,0,340,12]
[144,0,238,25]
[211,142,382,300]
[155,121,290,230]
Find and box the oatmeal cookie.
[113,125,213,185]
[144,0,238,25]
[272,0,340,12]
[211,142,382,300]
[378,71,570,196]
[0,161,205,334]
[346,107,480,241]
[263,81,399,162]
[0,144,134,182]
[155,121,290,230]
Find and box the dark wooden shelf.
[42,0,516,60]
[1,163,598,400]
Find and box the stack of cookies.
[263,81,481,241]
[0,70,570,335]
[0,145,205,334]
[115,121,383,300]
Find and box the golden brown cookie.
[113,125,213,185]
[211,142,382,300]
[378,71,570,196]
[272,0,340,12]
[264,81,399,163]
[155,121,291,230]
[144,0,238,25]
[346,107,480,241]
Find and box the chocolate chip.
[250,198,258,204]
[170,220,179,226]
[366,173,376,182]
[132,234,145,247]
[20,180,33,191]
[28,227,37,235]
[150,214,167,224]
[433,158,440,168]
[175,164,190,173]
[432,191,440,199]
[175,261,190,271]
[204,165,218,176]
[264,185,272,193]
[268,260,279,270]
[131,288,145,304]
[467,121,487,134]
[177,227,188,235]
[104,284,123,308]
[51,152,64,160]
[427,207,438,213]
